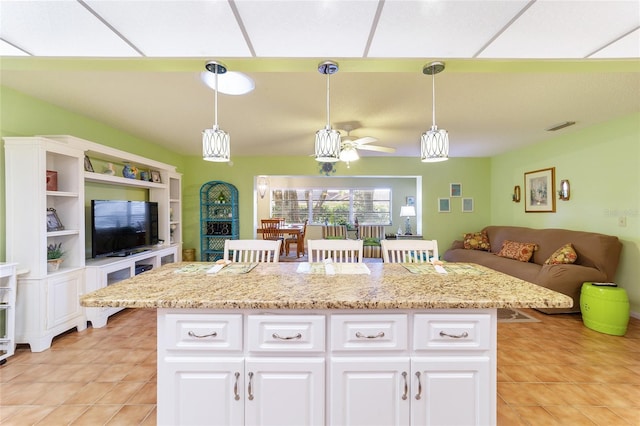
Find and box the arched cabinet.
[200,181,239,261]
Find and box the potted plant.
[47,242,64,272]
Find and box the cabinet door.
[158,358,244,426]
[330,357,410,426]
[411,357,491,426]
[245,357,324,426]
[46,270,83,329]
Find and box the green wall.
[490,112,640,313]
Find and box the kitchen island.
[81,262,572,426]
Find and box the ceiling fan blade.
[353,136,377,145]
[357,145,396,153]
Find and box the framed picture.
[84,155,94,172]
[462,198,474,212]
[450,183,462,197]
[406,196,415,206]
[150,170,162,183]
[438,198,450,213]
[525,167,556,212]
[46,208,65,231]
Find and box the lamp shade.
[400,205,416,217]
[315,127,341,162]
[202,126,230,162]
[421,126,449,162]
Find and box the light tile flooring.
[1,308,638,425]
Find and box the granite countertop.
[80,262,573,310]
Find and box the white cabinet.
[0,263,18,363]
[85,246,178,327]
[5,137,87,352]
[330,358,410,426]
[157,309,495,426]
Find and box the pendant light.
[314,61,341,162]
[202,60,230,162]
[420,61,449,162]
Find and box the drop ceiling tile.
[236,0,379,57]
[0,0,139,57]
[84,0,251,57]
[368,0,529,58]
[0,40,28,56]
[479,0,640,58]
[590,27,640,58]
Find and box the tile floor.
[1,307,638,425]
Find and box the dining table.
[256,225,304,257]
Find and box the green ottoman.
[580,282,630,336]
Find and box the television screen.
[91,200,159,258]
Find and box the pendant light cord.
[326,72,331,128]
[431,72,436,128]
[214,68,219,127]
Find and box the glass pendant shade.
[203,125,230,162]
[421,125,449,162]
[339,146,359,162]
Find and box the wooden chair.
[285,219,307,257]
[307,239,363,263]
[381,239,439,263]
[321,225,347,239]
[359,224,385,259]
[223,239,281,263]
[260,218,284,254]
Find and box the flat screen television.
[91,200,159,258]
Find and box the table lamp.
[399,205,416,235]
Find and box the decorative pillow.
[496,240,537,262]
[544,243,578,265]
[463,231,491,251]
[363,237,381,247]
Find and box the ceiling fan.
[337,122,396,166]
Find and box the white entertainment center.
[4,135,182,352]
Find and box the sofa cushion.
[544,243,578,265]
[463,231,491,251]
[496,240,537,262]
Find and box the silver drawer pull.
[233,372,240,401]
[439,331,469,339]
[272,332,302,340]
[355,331,385,339]
[415,371,422,400]
[401,371,408,400]
[247,372,254,400]
[188,330,218,338]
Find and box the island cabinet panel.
[157,309,496,426]
[329,358,411,426]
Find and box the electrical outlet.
[618,216,627,227]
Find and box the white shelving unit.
[0,263,18,364]
[4,135,182,351]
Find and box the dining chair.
[359,224,385,259]
[223,239,282,263]
[260,218,285,254]
[307,239,363,263]
[381,239,439,263]
[321,225,347,239]
[285,219,307,257]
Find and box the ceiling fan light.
[339,146,360,162]
[315,127,341,162]
[421,126,449,162]
[203,126,230,162]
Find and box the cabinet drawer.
[413,314,491,351]
[164,314,242,351]
[331,314,407,352]
[248,315,325,353]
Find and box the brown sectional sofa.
[443,226,622,313]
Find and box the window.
[271,188,391,225]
